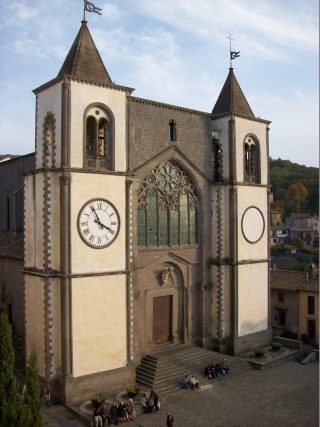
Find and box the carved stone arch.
[42,112,56,168]
[243,133,260,184]
[83,102,115,171]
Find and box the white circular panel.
[241,206,265,244]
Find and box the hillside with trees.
[270,158,319,215]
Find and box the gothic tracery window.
[244,135,260,184]
[84,106,112,171]
[137,161,198,246]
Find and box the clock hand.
[94,219,111,231]
[90,206,103,229]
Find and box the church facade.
[23,21,271,401]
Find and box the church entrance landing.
[153,295,172,344]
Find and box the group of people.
[93,399,136,426]
[204,361,230,380]
[180,375,200,390]
[141,390,160,413]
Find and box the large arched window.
[137,161,199,246]
[244,135,260,184]
[84,105,113,171]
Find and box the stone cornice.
[33,75,135,95]
[129,96,211,117]
[24,167,136,178]
[211,111,271,125]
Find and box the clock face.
[241,206,265,244]
[77,198,120,248]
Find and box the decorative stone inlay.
[241,206,265,244]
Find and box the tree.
[287,182,308,213]
[23,350,44,427]
[291,236,304,249]
[0,312,22,427]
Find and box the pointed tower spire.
[212,68,254,118]
[57,20,112,84]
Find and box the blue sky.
[0,0,318,166]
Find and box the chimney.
[308,264,315,279]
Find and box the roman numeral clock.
[77,199,120,248]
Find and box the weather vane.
[83,0,102,21]
[226,33,240,68]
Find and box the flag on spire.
[84,0,102,15]
[230,51,240,60]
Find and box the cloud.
[134,0,318,58]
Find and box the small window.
[244,135,260,184]
[212,141,222,182]
[278,291,284,303]
[308,296,315,315]
[168,120,176,142]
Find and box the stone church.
[9,20,272,401]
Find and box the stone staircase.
[136,344,251,399]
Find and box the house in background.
[271,210,283,226]
[271,266,319,345]
[286,213,319,248]
[269,225,289,246]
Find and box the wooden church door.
[153,295,172,344]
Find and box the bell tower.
[24,21,135,401]
[211,68,271,354]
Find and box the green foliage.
[270,158,319,214]
[291,236,304,249]
[91,394,105,409]
[23,351,44,427]
[271,342,282,351]
[0,312,21,427]
[254,348,265,358]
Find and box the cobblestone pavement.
[43,360,319,427]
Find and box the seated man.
[189,375,199,390]
[181,375,192,389]
[141,394,151,414]
[93,406,103,427]
[107,402,118,425]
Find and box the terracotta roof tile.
[271,270,319,292]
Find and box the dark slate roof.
[271,270,319,292]
[57,20,112,85]
[0,231,23,259]
[212,68,254,118]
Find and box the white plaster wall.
[237,186,268,260]
[71,275,127,377]
[70,82,127,171]
[36,83,62,169]
[25,275,46,376]
[24,175,35,267]
[235,117,268,185]
[70,173,126,273]
[49,173,61,270]
[237,263,268,336]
